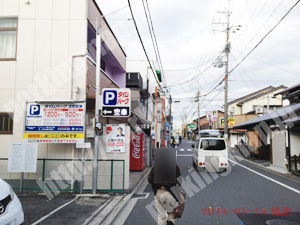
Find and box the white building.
[228,85,288,116]
[0,0,130,191]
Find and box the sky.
[96,0,300,126]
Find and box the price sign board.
[102,88,131,117]
[24,102,85,143]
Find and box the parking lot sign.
[102,88,131,117]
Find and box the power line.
[144,0,168,88]
[230,0,300,74]
[127,0,164,93]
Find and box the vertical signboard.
[23,102,85,143]
[130,133,145,171]
[206,111,213,121]
[106,124,126,153]
[8,143,38,172]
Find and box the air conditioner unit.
[256,107,264,114]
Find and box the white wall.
[0,0,87,158]
[272,130,286,168]
[290,131,300,156]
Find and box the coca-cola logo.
[131,135,141,159]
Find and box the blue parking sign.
[221,119,225,126]
[29,105,40,115]
[103,90,117,105]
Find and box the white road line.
[187,149,192,151]
[177,154,192,157]
[228,159,300,195]
[180,149,184,151]
[32,196,79,225]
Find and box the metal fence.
[0,159,125,193]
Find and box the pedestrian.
[171,136,175,148]
[179,136,182,144]
[148,160,182,225]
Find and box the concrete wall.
[0,0,87,158]
[271,130,286,168]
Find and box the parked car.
[0,178,24,225]
[192,138,228,172]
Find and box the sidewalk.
[84,166,152,225]
[129,166,151,191]
[230,148,300,183]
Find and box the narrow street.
[117,140,300,225]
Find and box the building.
[234,83,300,176]
[228,85,288,115]
[0,0,132,192]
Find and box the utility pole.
[224,10,230,141]
[93,18,101,195]
[155,86,158,148]
[214,2,231,141]
[197,88,200,138]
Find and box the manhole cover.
[266,219,299,225]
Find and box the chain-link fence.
[0,158,125,193]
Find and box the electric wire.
[127,0,164,93]
[229,0,300,74]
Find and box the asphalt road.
[121,140,300,225]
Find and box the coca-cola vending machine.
[130,133,145,171]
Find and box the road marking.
[187,149,192,151]
[177,154,192,157]
[180,149,184,151]
[228,159,300,195]
[32,196,79,225]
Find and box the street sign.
[102,88,131,117]
[189,124,195,128]
[76,143,91,148]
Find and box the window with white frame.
[0,17,18,60]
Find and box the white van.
[192,138,228,172]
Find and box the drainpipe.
[287,127,291,172]
[70,54,87,100]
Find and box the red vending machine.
[130,133,145,171]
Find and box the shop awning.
[234,103,300,129]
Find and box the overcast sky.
[97,0,300,125]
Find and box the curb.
[82,196,114,225]
[103,167,152,225]
[84,168,152,225]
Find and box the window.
[101,59,105,71]
[200,139,226,151]
[253,105,258,110]
[0,18,18,60]
[0,113,13,134]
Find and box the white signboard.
[206,111,213,121]
[24,102,85,143]
[76,143,91,149]
[212,110,218,122]
[102,88,131,117]
[8,143,38,172]
[106,124,126,153]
